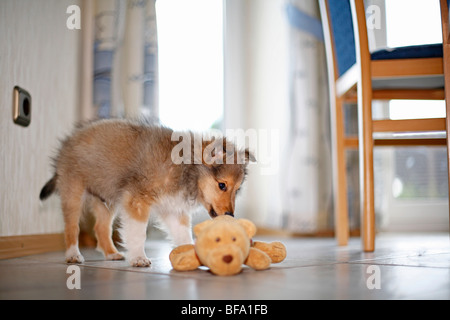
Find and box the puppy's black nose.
[225,212,234,217]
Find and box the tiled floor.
[0,233,449,300]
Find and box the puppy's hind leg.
[91,197,124,261]
[59,179,85,264]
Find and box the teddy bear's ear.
[193,219,215,237]
[237,219,257,238]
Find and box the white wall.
[0,0,81,236]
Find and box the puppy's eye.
[215,237,221,242]
[218,182,227,191]
[232,237,236,242]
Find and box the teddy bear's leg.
[169,244,202,271]
[244,247,271,271]
[252,241,286,263]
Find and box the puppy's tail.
[39,175,57,201]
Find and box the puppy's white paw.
[129,256,151,267]
[65,245,84,264]
[66,254,85,264]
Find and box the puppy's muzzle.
[209,209,234,218]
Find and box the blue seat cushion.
[327,0,356,77]
[371,43,443,60]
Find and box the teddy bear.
[169,215,286,276]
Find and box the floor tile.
[0,233,449,300]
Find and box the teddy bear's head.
[193,215,256,276]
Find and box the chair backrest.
[326,0,356,77]
[442,0,450,45]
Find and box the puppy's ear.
[193,219,215,237]
[244,148,256,163]
[237,219,257,238]
[202,137,226,166]
[234,147,256,165]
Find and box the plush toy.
[169,215,287,276]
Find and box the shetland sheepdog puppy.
[40,118,254,267]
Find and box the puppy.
[40,118,254,267]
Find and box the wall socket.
[13,86,32,127]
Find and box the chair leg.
[359,93,375,252]
[439,0,450,237]
[445,100,450,234]
[350,0,376,251]
[443,49,450,233]
[361,148,375,252]
[334,97,349,246]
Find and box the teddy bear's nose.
[222,255,233,264]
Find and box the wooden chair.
[319,0,450,251]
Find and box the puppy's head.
[197,138,255,218]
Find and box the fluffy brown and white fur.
[40,119,254,267]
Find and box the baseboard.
[256,226,361,238]
[0,233,65,260]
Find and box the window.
[156,0,224,131]
[374,0,448,231]
[385,0,445,122]
[385,0,442,47]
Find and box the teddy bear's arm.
[244,247,271,271]
[252,241,287,263]
[169,244,202,271]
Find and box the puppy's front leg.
[159,212,193,246]
[122,192,151,267]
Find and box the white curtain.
[281,0,333,233]
[223,0,333,232]
[92,0,158,119]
